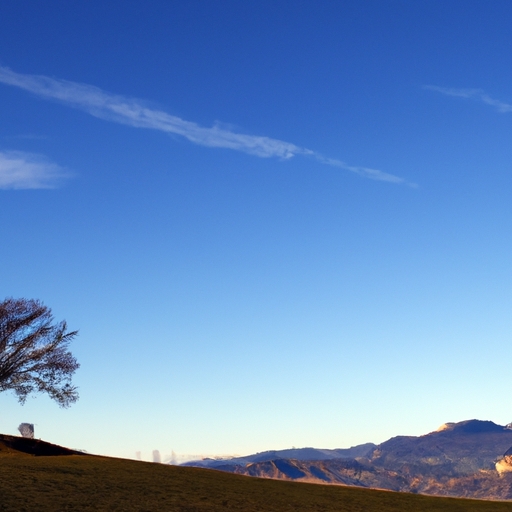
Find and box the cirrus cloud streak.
[0,66,411,185]
[424,85,512,113]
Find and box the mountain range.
[183,420,512,500]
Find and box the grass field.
[2,452,512,511]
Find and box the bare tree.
[0,298,79,407]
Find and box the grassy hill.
[1,436,512,511]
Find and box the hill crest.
[0,433,85,457]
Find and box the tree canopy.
[0,298,79,407]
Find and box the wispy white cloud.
[0,150,69,189]
[424,85,512,113]
[0,66,412,185]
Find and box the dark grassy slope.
[0,433,84,456]
[2,453,512,512]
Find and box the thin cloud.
[315,155,410,185]
[0,66,412,184]
[424,85,512,113]
[0,150,69,189]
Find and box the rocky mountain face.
[496,446,512,476]
[183,420,512,500]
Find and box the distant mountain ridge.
[183,420,512,500]
[183,443,376,468]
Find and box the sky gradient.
[1,1,512,462]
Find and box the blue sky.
[1,0,512,461]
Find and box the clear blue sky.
[1,0,512,461]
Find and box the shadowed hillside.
[0,433,84,457]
